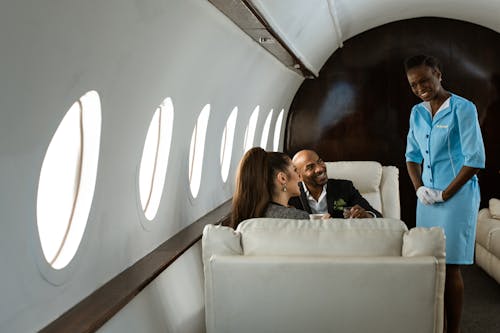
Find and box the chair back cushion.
[202,219,445,333]
[237,218,407,256]
[325,161,400,219]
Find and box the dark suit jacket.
[288,179,382,218]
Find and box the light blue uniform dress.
[406,93,485,264]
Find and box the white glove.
[427,189,444,203]
[416,186,435,205]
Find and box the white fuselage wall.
[0,0,300,331]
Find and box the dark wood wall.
[285,17,500,228]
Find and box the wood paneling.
[285,17,500,227]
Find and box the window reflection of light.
[189,104,211,198]
[273,109,284,151]
[36,90,101,269]
[220,107,238,182]
[260,109,274,149]
[139,97,174,220]
[243,106,259,152]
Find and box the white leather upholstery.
[325,161,400,219]
[202,218,445,333]
[238,218,406,256]
[489,198,500,219]
[475,205,500,283]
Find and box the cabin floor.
[462,264,500,332]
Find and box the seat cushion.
[325,161,385,214]
[236,218,408,256]
[325,161,382,193]
[202,224,242,263]
[403,227,446,259]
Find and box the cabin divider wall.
[285,17,500,227]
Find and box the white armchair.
[476,198,500,283]
[325,161,400,219]
[202,218,445,333]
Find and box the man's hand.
[344,205,373,218]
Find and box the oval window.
[220,107,238,183]
[260,109,274,149]
[138,97,174,220]
[189,104,211,198]
[36,90,101,269]
[243,106,260,152]
[273,109,284,151]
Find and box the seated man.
[289,150,382,218]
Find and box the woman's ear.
[276,171,287,184]
[433,68,442,81]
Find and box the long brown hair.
[230,147,291,228]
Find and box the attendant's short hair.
[404,54,441,72]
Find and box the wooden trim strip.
[40,199,232,333]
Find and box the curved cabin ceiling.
[244,0,500,76]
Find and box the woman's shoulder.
[264,203,309,219]
[449,93,479,120]
[450,93,476,109]
[409,102,427,118]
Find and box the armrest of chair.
[325,161,400,219]
[476,208,500,250]
[381,166,400,219]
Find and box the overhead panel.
[208,0,315,77]
[248,0,341,77]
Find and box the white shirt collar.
[303,183,328,214]
[422,97,450,116]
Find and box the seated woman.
[230,147,310,228]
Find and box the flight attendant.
[404,55,485,333]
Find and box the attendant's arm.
[441,103,485,201]
[442,166,479,201]
[406,161,423,191]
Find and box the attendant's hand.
[344,205,372,218]
[416,186,444,205]
[416,186,435,205]
[427,189,444,203]
[321,213,331,219]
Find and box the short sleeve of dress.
[456,102,486,168]
[405,108,423,163]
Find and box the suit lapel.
[326,180,337,216]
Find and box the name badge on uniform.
[436,124,448,128]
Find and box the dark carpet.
[462,264,500,333]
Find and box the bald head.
[292,149,328,189]
[292,150,318,170]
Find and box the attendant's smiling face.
[293,151,328,189]
[406,64,442,102]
